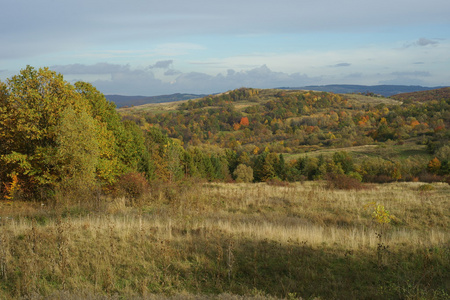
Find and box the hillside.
[119,87,449,183]
[391,87,450,102]
[106,93,206,108]
[106,85,447,108]
[280,84,445,97]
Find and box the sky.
[1,0,450,96]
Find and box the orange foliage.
[427,157,441,173]
[410,120,420,127]
[240,117,250,126]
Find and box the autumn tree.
[427,157,441,174]
[0,66,147,199]
[0,66,99,197]
[240,116,250,126]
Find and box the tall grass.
[0,181,449,299]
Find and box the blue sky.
[1,0,449,96]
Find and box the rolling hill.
[106,93,206,108]
[108,85,447,108]
[278,84,445,97]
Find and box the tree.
[75,81,132,178]
[332,151,354,174]
[427,157,441,174]
[233,164,254,183]
[55,107,100,188]
[0,66,139,198]
[240,117,250,126]
[0,66,97,197]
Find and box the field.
[283,142,430,164]
[1,181,449,299]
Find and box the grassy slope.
[284,142,430,163]
[0,182,449,299]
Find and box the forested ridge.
[1,67,449,201]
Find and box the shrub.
[418,172,444,183]
[265,177,289,187]
[347,171,363,182]
[418,184,434,192]
[114,172,149,205]
[325,173,365,190]
[363,174,395,183]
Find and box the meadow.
[1,180,449,299]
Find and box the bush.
[418,172,444,183]
[418,184,434,192]
[266,177,289,187]
[325,173,365,190]
[347,171,363,182]
[114,172,149,205]
[363,174,395,183]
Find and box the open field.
[344,94,402,106]
[118,100,190,114]
[283,142,430,164]
[1,181,449,299]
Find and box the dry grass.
[344,93,402,105]
[118,100,189,114]
[0,181,449,299]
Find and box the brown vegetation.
[0,181,449,299]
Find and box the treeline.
[1,68,449,202]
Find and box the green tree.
[75,81,134,177]
[234,164,254,183]
[333,151,354,174]
[55,107,100,188]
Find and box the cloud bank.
[52,63,321,95]
[50,62,440,96]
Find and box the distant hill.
[278,84,446,97]
[107,85,449,107]
[391,87,450,102]
[106,93,206,108]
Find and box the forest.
[0,67,449,299]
